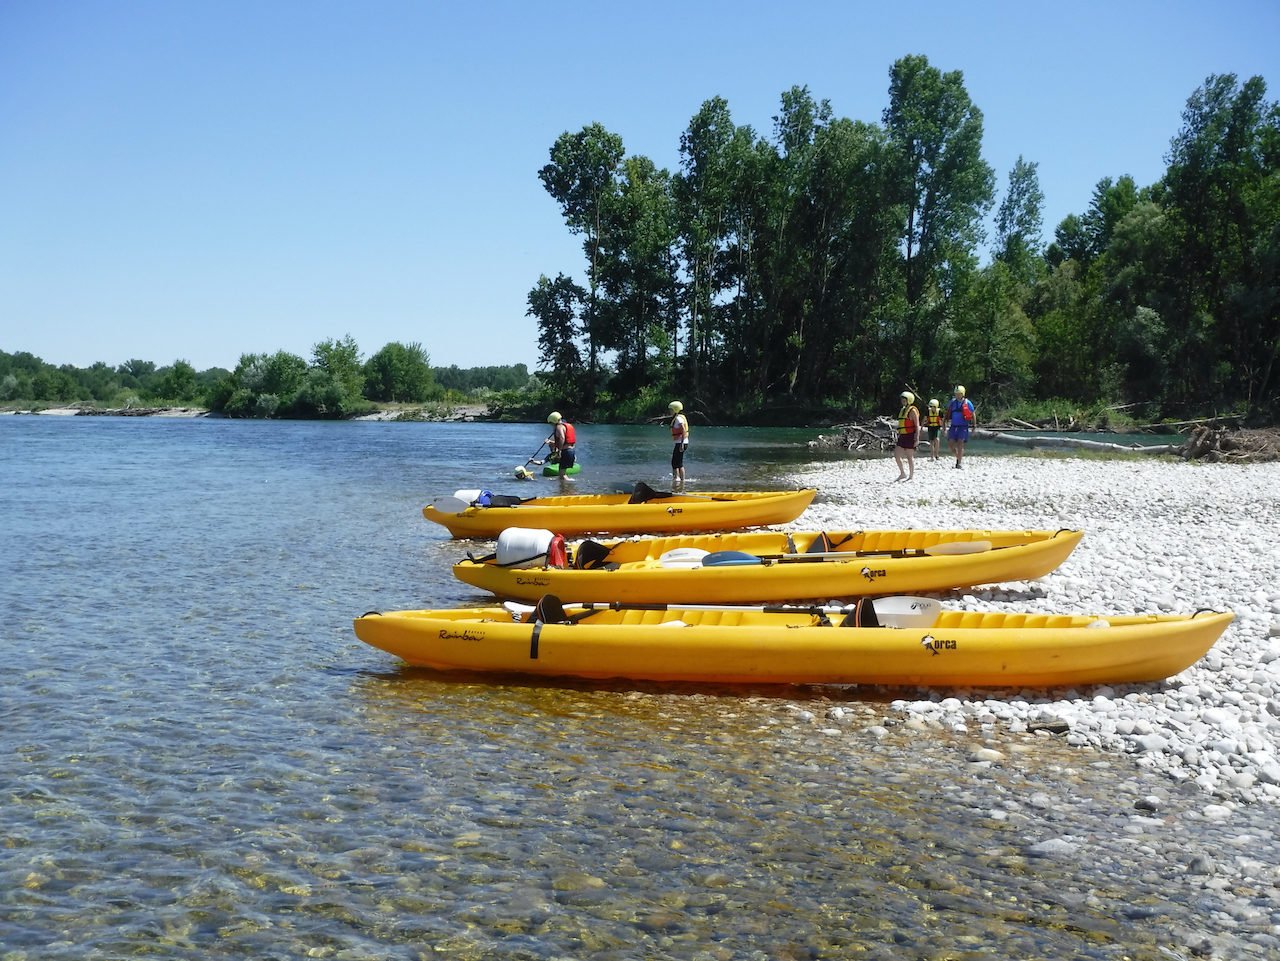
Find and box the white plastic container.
[496,527,555,568]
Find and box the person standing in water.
[893,391,921,481]
[668,400,690,487]
[545,411,576,476]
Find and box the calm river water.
[0,416,1269,959]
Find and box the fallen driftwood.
[811,422,1280,462]
[810,418,900,453]
[1176,425,1280,463]
[974,429,1178,456]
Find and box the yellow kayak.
[423,485,817,538]
[453,528,1084,603]
[353,598,1233,687]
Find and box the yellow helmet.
[954,385,966,397]
[668,400,683,413]
[547,411,562,424]
[900,391,915,405]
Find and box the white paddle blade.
[658,547,710,569]
[924,540,993,556]
[874,596,942,628]
[431,495,470,514]
[502,601,536,615]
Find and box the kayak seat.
[487,494,525,508]
[840,597,881,628]
[807,531,834,553]
[532,594,568,624]
[574,540,614,570]
[629,481,675,504]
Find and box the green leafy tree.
[32,367,78,401]
[363,342,434,402]
[1161,73,1280,413]
[150,360,199,402]
[597,155,679,394]
[883,55,995,386]
[675,97,744,393]
[117,359,155,389]
[539,123,626,408]
[994,156,1045,284]
[312,335,365,399]
[953,262,1035,405]
[528,273,587,398]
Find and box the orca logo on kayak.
[860,567,887,581]
[665,507,683,515]
[439,629,485,642]
[920,635,956,655]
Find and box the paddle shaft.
[506,599,855,616]
[768,542,992,562]
[696,541,994,567]
[523,440,548,466]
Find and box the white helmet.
[668,400,683,413]
[547,411,562,424]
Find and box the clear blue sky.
[2,0,1276,373]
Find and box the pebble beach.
[782,452,1280,807]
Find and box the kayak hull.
[425,489,817,538]
[453,528,1084,603]
[353,605,1233,687]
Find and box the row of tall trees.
[529,56,1279,422]
[0,352,224,407]
[2,342,529,418]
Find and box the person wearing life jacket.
[925,398,943,461]
[668,400,690,487]
[893,390,921,482]
[946,384,976,469]
[545,411,576,476]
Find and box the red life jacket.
[561,422,576,446]
[897,406,919,436]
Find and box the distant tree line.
[529,55,1279,424]
[0,341,533,418]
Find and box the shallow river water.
[1,417,1275,959]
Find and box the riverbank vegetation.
[6,58,1275,428]
[0,344,535,420]
[529,57,1278,426]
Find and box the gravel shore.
[781,452,1280,809]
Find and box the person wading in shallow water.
[947,385,976,469]
[668,400,690,487]
[893,390,921,481]
[545,411,576,477]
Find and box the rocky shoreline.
[778,454,1280,811]
[811,419,1280,463]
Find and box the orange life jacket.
[671,414,688,442]
[561,422,576,446]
